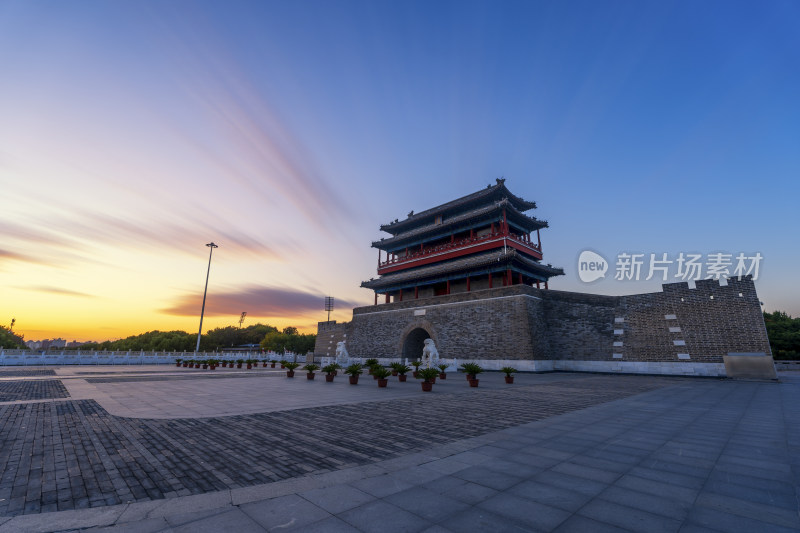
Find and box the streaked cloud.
[27,286,96,298]
[161,285,357,317]
[0,248,47,266]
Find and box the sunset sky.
[1,1,798,342]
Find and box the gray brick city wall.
[346,286,540,361]
[314,321,348,359]
[317,276,770,374]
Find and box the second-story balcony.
[378,231,542,275]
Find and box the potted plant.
[322,364,337,382]
[344,363,363,385]
[183,360,189,367]
[330,362,342,376]
[389,362,401,376]
[270,359,277,368]
[411,360,422,378]
[209,359,218,370]
[279,359,287,369]
[372,366,392,387]
[175,358,183,367]
[284,361,300,377]
[364,358,379,374]
[202,360,209,369]
[303,363,319,380]
[437,363,448,380]
[236,359,244,369]
[395,364,411,382]
[501,366,517,384]
[460,363,483,387]
[418,367,439,392]
[460,362,477,380]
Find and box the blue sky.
[1,0,797,340]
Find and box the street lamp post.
[195,242,218,354]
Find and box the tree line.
[77,323,316,354]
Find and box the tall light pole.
[195,242,218,354]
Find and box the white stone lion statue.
[335,341,350,366]
[421,338,440,368]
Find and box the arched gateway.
[402,327,431,360]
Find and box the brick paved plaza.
[0,365,797,532]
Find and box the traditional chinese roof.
[372,199,547,251]
[380,178,536,235]
[361,249,564,290]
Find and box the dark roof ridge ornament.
[496,177,506,185]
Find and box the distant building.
[25,338,68,350]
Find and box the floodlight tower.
[324,296,334,322]
[195,242,218,354]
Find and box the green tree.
[260,327,315,354]
[0,324,25,349]
[261,331,288,353]
[764,311,800,360]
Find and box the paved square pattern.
[0,365,798,532]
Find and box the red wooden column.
[489,273,493,288]
[466,276,471,292]
[385,294,390,303]
[536,280,541,289]
[446,280,450,294]
[537,229,541,250]
[502,209,508,234]
[374,293,378,305]
[377,249,381,267]
[545,281,549,289]
[518,272,523,285]
[398,289,403,302]
[507,269,512,285]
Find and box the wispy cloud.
[161,285,357,317]
[145,7,358,233]
[27,286,96,298]
[0,248,48,266]
[0,211,289,266]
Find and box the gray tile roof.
[372,199,548,250]
[380,179,537,235]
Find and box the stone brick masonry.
[315,276,770,377]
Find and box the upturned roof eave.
[379,179,536,235]
[371,200,547,250]
[360,249,563,289]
